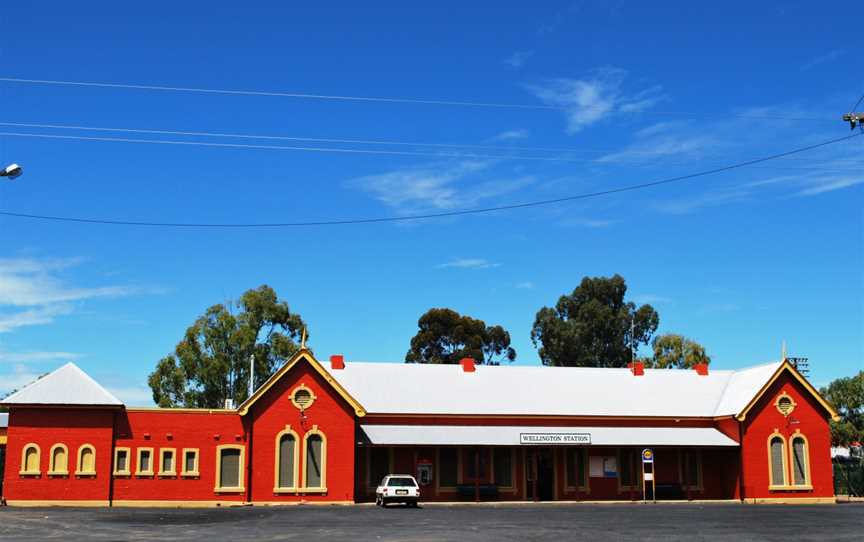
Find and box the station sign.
[519,432,591,445]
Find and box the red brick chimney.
[330,354,345,370]
[459,358,476,372]
[628,361,645,376]
[694,363,709,376]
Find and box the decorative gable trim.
[236,349,366,417]
[735,360,839,422]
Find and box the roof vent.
[330,354,345,370]
[459,358,476,373]
[694,363,709,376]
[628,361,644,376]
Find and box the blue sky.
[0,2,861,404]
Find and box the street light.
[1,163,23,179]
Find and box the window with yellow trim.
[181,448,200,477]
[768,433,788,488]
[274,427,299,491]
[48,444,69,475]
[215,445,245,492]
[114,447,131,475]
[790,434,810,487]
[159,448,177,476]
[302,427,326,491]
[76,444,97,475]
[136,447,154,476]
[20,443,41,475]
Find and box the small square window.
[182,448,200,477]
[159,448,176,476]
[137,448,154,476]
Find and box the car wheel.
[375,496,382,506]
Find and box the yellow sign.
[642,448,654,463]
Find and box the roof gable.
[734,360,839,422]
[237,349,366,417]
[0,363,123,407]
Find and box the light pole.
[1,163,23,180]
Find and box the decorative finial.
[301,327,307,349]
[781,340,787,361]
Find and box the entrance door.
[525,448,555,501]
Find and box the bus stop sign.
[642,448,654,463]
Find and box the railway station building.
[0,349,839,506]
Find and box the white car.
[375,474,421,507]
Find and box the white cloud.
[0,257,143,332]
[526,68,665,133]
[504,50,535,69]
[795,176,863,197]
[348,161,535,213]
[0,350,81,363]
[801,49,844,71]
[515,281,535,289]
[492,129,530,141]
[436,258,501,270]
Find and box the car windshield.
[387,477,417,487]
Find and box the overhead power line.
[0,77,833,122]
[0,133,858,228]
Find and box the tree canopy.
[645,333,711,369]
[530,274,659,367]
[820,371,864,446]
[148,285,306,408]
[405,308,516,365]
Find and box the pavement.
[1,502,862,541]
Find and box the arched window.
[274,426,299,492]
[77,444,97,475]
[303,426,327,491]
[49,444,69,475]
[790,433,811,487]
[767,432,788,488]
[19,443,41,475]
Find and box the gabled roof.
[0,363,123,407]
[331,360,788,418]
[734,360,839,422]
[237,349,366,417]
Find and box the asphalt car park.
[0,502,862,541]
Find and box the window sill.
[769,485,813,491]
[47,471,69,476]
[214,487,245,493]
[75,472,97,477]
[181,472,200,478]
[298,487,327,494]
[273,487,299,494]
[136,473,154,478]
[113,471,131,477]
[19,471,41,476]
[158,472,177,477]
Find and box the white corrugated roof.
[360,425,740,447]
[332,361,783,418]
[0,363,122,406]
[0,412,7,428]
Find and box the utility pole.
[249,354,255,398]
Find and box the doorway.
[525,448,555,501]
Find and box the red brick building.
[0,350,839,506]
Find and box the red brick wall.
[112,410,246,503]
[741,370,834,500]
[3,408,114,503]
[247,360,357,503]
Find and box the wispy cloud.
[632,294,672,305]
[348,161,535,214]
[801,49,844,71]
[595,121,715,164]
[526,68,665,133]
[795,176,863,197]
[491,129,530,141]
[0,350,81,363]
[515,281,535,289]
[0,257,145,332]
[504,50,534,69]
[0,364,43,396]
[560,217,619,228]
[436,258,501,270]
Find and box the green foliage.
[531,274,659,367]
[820,371,864,446]
[405,308,516,365]
[148,285,306,408]
[646,333,711,369]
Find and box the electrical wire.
[850,91,864,113]
[0,133,858,228]
[0,77,833,122]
